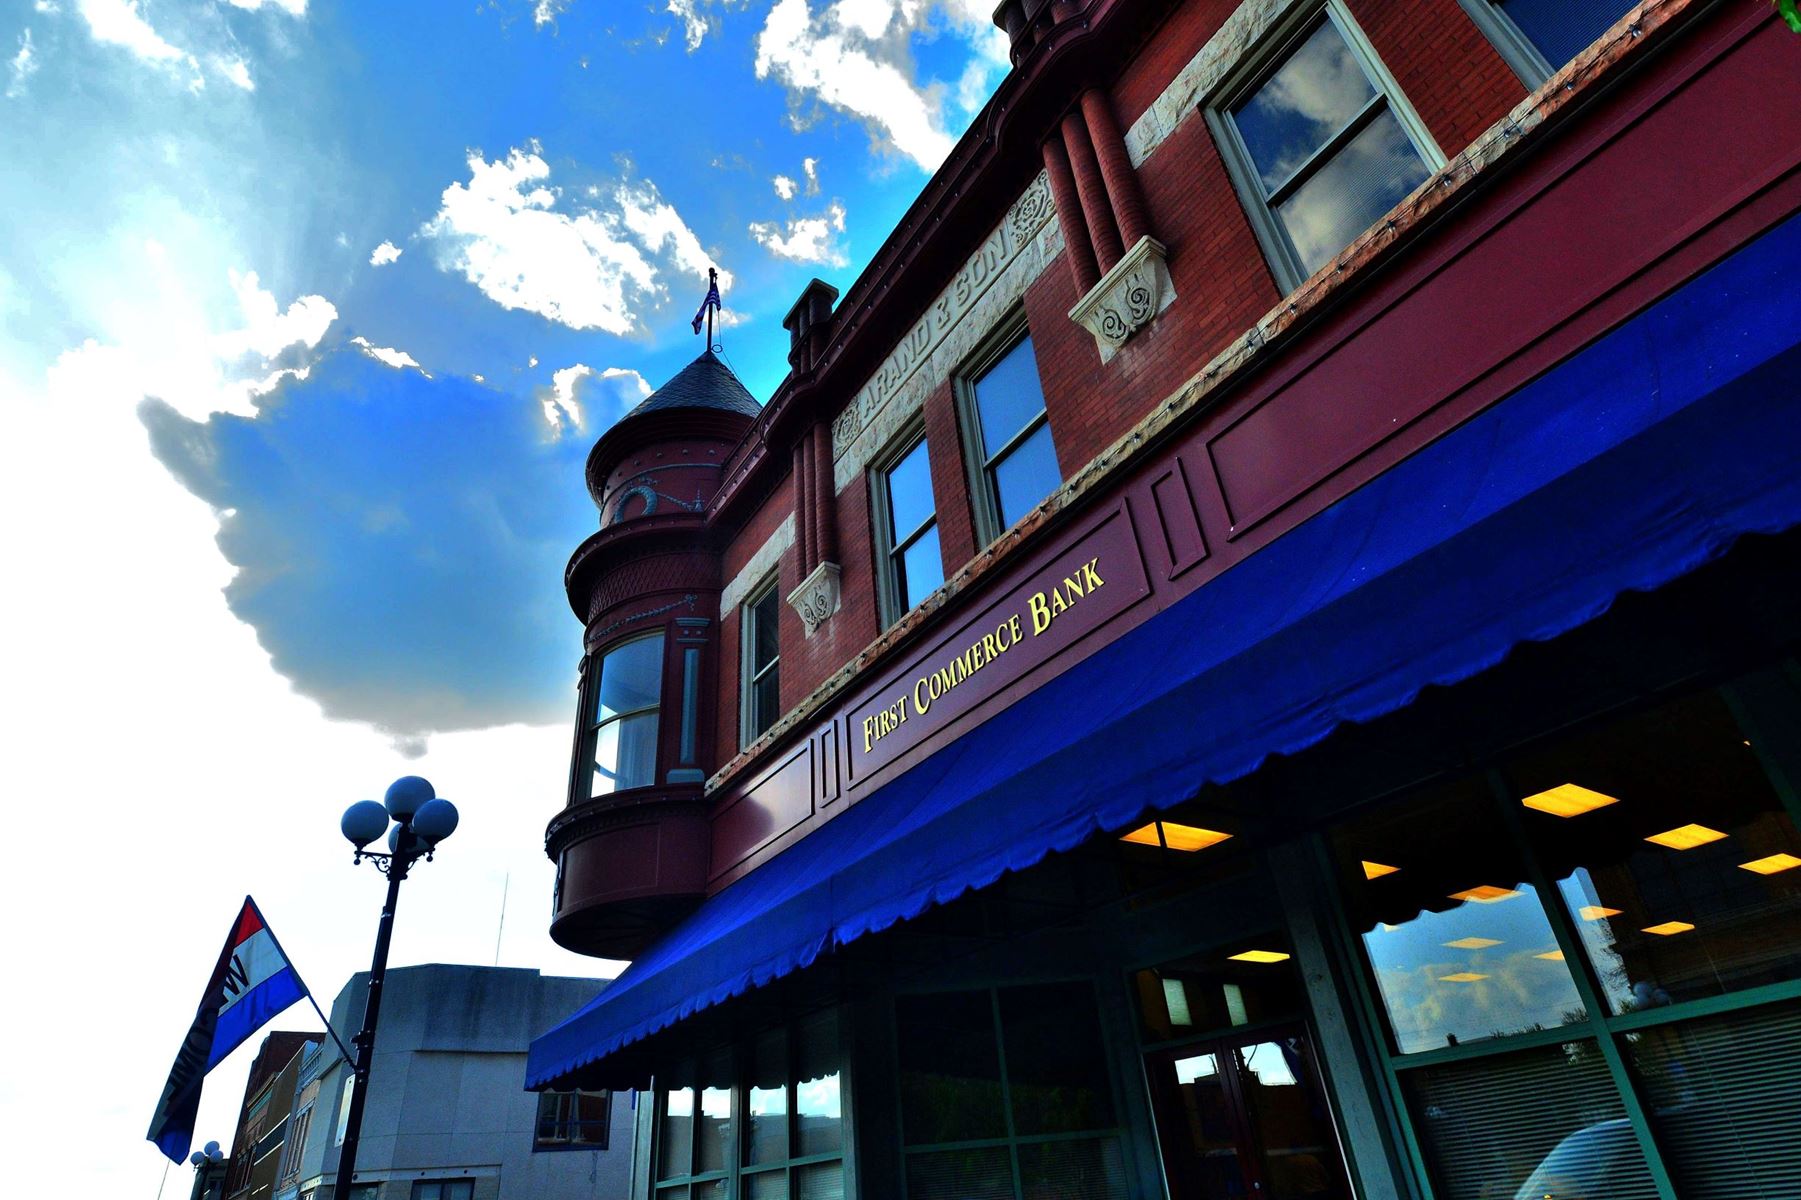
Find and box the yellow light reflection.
[1443,937,1502,950]
[1119,822,1232,852]
[1120,823,1162,847]
[1642,921,1696,936]
[1162,823,1233,852]
[1438,972,1488,983]
[1448,885,1521,904]
[1578,905,1622,921]
[1521,783,1620,817]
[1362,860,1400,879]
[1645,824,1727,850]
[1227,950,1291,964]
[1534,950,1566,961]
[1740,852,1801,875]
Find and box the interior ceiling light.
[1438,972,1488,983]
[1227,950,1291,964]
[1521,783,1620,817]
[1643,920,1696,936]
[1448,885,1521,904]
[1443,937,1502,950]
[1362,860,1400,879]
[1119,822,1232,852]
[1740,852,1801,875]
[1645,824,1727,850]
[1534,949,1566,961]
[1578,905,1622,921]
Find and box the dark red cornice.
[564,512,719,617]
[709,0,1181,524]
[585,408,757,508]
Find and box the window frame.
[955,311,1059,548]
[408,1182,474,1200]
[740,575,783,748]
[1205,0,1445,294]
[1455,0,1559,88]
[579,631,667,800]
[871,421,943,630]
[533,1088,612,1151]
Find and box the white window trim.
[1204,0,1446,295]
[740,574,782,749]
[955,308,1056,548]
[1455,0,1568,90]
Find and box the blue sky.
[0,1,1004,1192]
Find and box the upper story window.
[1459,0,1633,89]
[742,580,781,746]
[1210,3,1442,292]
[410,1183,474,1200]
[960,322,1062,545]
[585,633,664,797]
[535,1090,610,1150]
[874,431,944,628]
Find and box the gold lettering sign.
[861,558,1106,754]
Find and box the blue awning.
[528,213,1801,1090]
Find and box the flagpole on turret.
[692,266,722,351]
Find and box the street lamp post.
[333,776,459,1200]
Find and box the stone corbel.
[787,561,842,636]
[1067,235,1175,362]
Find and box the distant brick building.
[529,2,1801,1198]
[224,1032,319,1200]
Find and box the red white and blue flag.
[691,268,721,335]
[147,897,310,1163]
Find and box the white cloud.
[773,174,797,200]
[754,0,993,169]
[213,54,254,90]
[34,0,61,12]
[802,155,820,195]
[369,239,403,267]
[6,29,37,100]
[533,0,569,27]
[540,362,652,433]
[421,146,725,336]
[749,200,848,266]
[668,0,707,50]
[49,267,337,421]
[224,0,307,13]
[77,0,186,64]
[351,335,428,375]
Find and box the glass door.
[1147,1028,1350,1199]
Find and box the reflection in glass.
[882,437,942,619]
[795,1010,843,1157]
[1406,1040,1657,1200]
[746,1029,787,1166]
[658,1088,694,1181]
[999,983,1115,1135]
[743,1170,787,1200]
[1152,1051,1245,1197]
[588,634,663,796]
[1273,110,1428,276]
[1625,1002,1801,1199]
[1498,0,1631,72]
[1015,1137,1128,1200]
[696,1087,731,1174]
[1334,779,1586,1054]
[897,991,1006,1144]
[1133,946,1305,1041]
[1509,689,1801,1013]
[1226,13,1428,279]
[906,1147,1013,1200]
[794,1162,845,1200]
[745,586,781,740]
[1234,1040,1346,1199]
[970,336,1060,535]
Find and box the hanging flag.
[147,897,311,1163]
[691,267,721,335]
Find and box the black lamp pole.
[332,778,457,1200]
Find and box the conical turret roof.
[624,349,760,420]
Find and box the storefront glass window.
[746,1030,788,1166]
[1504,689,1801,1014]
[1133,947,1306,1041]
[794,1013,842,1158]
[897,984,1126,1200]
[1333,778,1587,1054]
[1404,1039,1657,1200]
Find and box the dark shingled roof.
[625,349,761,420]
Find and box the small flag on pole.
[147,897,311,1163]
[691,266,721,336]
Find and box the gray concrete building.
[283,965,633,1200]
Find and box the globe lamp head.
[384,775,435,820]
[410,798,459,846]
[340,800,390,849]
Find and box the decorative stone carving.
[1068,236,1175,362]
[787,561,842,636]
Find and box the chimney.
[782,278,840,373]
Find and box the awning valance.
[528,214,1801,1091]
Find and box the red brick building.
[530,2,1801,1197]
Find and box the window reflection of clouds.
[1276,112,1428,275]
[1365,886,1586,1054]
[1240,1043,1298,1088]
[796,1074,842,1119]
[1233,20,1375,192]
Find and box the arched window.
[583,633,665,797]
